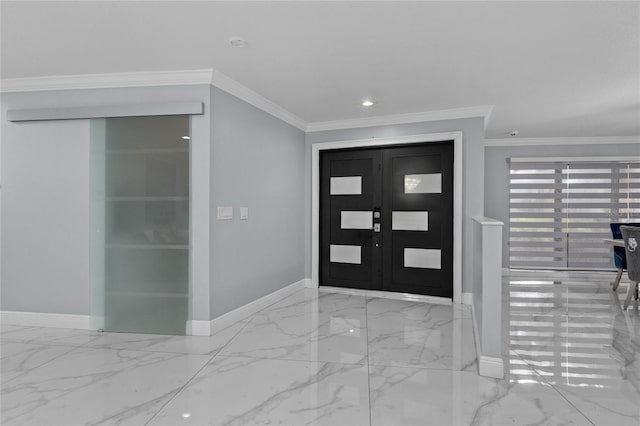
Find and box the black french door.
[320,142,454,298]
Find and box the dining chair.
[610,223,640,290]
[620,225,640,310]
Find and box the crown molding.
[485,136,640,147]
[209,69,306,131]
[1,69,308,131]
[305,105,494,133]
[1,70,494,134]
[0,69,214,93]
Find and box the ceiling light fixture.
[362,100,374,107]
[228,37,246,48]
[181,136,191,140]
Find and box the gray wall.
[1,118,91,314]
[305,117,486,294]
[209,87,306,318]
[0,85,212,320]
[485,142,640,267]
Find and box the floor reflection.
[505,270,640,424]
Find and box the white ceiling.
[1,1,639,138]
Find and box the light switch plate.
[240,207,249,220]
[217,206,233,220]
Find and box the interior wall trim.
[479,355,505,379]
[191,279,309,336]
[0,69,214,92]
[209,69,307,131]
[1,69,494,133]
[0,69,308,131]
[485,136,640,147]
[509,155,640,163]
[311,132,464,304]
[189,320,212,337]
[6,101,204,122]
[468,299,505,379]
[306,105,494,132]
[0,311,91,330]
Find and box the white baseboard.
[1,279,309,336]
[468,298,505,379]
[320,286,453,306]
[1,311,91,330]
[207,279,308,335]
[469,299,482,372]
[189,320,212,337]
[479,355,505,379]
[461,292,473,305]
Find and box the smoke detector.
[228,37,247,48]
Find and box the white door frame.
[311,131,463,304]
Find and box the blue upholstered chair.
[610,223,640,290]
[620,225,640,310]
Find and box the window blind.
[509,160,640,269]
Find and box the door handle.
[372,207,381,232]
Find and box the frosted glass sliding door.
[91,115,190,335]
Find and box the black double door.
[320,142,454,298]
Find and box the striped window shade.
[509,160,640,270]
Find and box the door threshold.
[319,286,453,305]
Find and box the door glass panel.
[392,211,429,231]
[404,173,442,194]
[330,176,362,195]
[330,244,362,264]
[91,115,190,335]
[404,248,442,269]
[341,211,373,229]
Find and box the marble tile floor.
[0,272,637,426]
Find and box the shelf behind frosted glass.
[105,291,188,299]
[105,244,188,250]
[104,294,188,335]
[106,148,189,154]
[106,152,189,197]
[106,196,188,201]
[105,280,188,295]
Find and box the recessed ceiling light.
[182,413,191,418]
[362,100,374,107]
[181,136,191,140]
[229,37,246,48]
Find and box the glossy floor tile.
[1,347,211,425]
[1,271,638,425]
[369,364,592,425]
[219,290,368,364]
[0,341,74,385]
[0,326,99,347]
[148,356,370,426]
[506,271,640,426]
[367,297,476,371]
